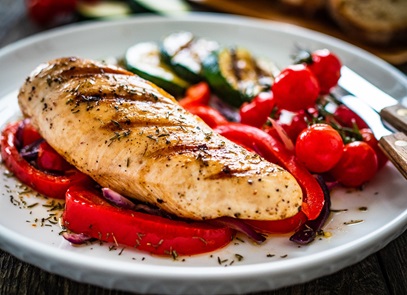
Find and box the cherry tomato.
[307,49,342,95]
[63,185,233,256]
[333,105,369,129]
[277,110,309,143]
[239,91,275,128]
[360,128,388,169]
[330,141,378,187]
[272,64,320,112]
[26,0,77,27]
[295,124,344,173]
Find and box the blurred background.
[1,0,406,68]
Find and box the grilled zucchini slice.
[203,47,278,108]
[124,42,190,97]
[77,1,132,19]
[160,31,219,83]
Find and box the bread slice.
[328,0,407,45]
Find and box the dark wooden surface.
[1,1,406,294]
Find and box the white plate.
[1,14,407,295]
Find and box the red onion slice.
[62,232,93,244]
[19,138,43,160]
[267,117,295,152]
[289,175,331,245]
[15,119,27,149]
[133,203,174,219]
[210,217,266,244]
[101,188,136,210]
[101,188,175,218]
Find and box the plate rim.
[1,13,407,294]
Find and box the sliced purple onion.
[209,95,240,122]
[101,188,174,218]
[15,119,27,149]
[19,138,43,160]
[210,216,266,244]
[15,118,38,149]
[101,188,136,210]
[325,180,339,191]
[133,203,174,219]
[62,232,93,244]
[289,174,331,245]
[267,117,295,152]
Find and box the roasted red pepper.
[1,120,92,199]
[184,105,228,128]
[17,119,43,147]
[63,185,233,256]
[37,141,73,172]
[214,123,325,221]
[245,211,308,234]
[178,83,229,128]
[239,91,275,128]
[178,82,211,108]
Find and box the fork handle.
[380,103,407,134]
[379,132,407,180]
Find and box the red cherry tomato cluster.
[238,48,388,188]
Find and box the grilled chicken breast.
[18,57,302,221]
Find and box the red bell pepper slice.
[63,186,233,256]
[178,82,211,108]
[245,211,307,234]
[1,121,92,199]
[17,118,43,147]
[184,105,228,128]
[239,91,275,128]
[214,123,324,221]
[37,141,73,172]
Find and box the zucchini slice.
[124,42,190,97]
[77,1,132,19]
[203,47,278,108]
[128,0,192,15]
[160,31,219,83]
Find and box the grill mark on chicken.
[63,78,166,105]
[18,57,303,221]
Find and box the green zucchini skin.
[124,42,190,97]
[160,31,219,84]
[202,47,277,108]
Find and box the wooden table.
[1,1,406,294]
